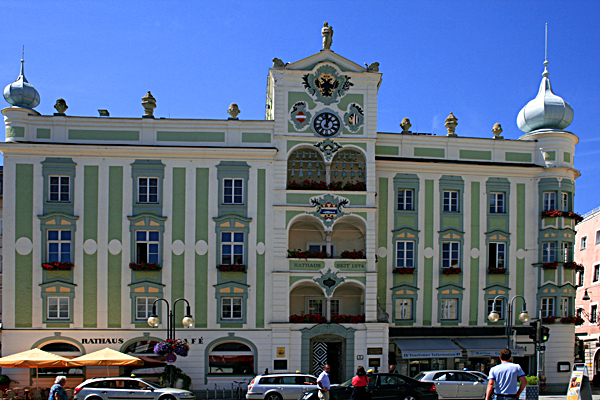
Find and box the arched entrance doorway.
[310,335,345,383]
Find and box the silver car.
[74,377,195,400]
[415,370,487,399]
[246,374,319,400]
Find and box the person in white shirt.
[317,365,331,400]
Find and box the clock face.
[313,112,341,137]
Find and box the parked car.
[414,370,487,399]
[74,377,195,400]
[246,374,320,400]
[467,372,488,381]
[300,373,438,400]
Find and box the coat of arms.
[302,65,353,105]
[290,101,312,131]
[344,103,364,133]
[308,194,350,228]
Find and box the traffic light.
[529,320,540,342]
[541,326,550,342]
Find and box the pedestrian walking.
[49,376,68,400]
[485,349,527,400]
[317,365,331,400]
[350,366,370,400]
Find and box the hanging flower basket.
[340,249,365,259]
[560,315,584,324]
[442,267,462,275]
[289,314,327,323]
[488,267,507,274]
[563,261,584,271]
[288,249,329,259]
[217,264,247,273]
[541,261,558,270]
[42,261,74,271]
[154,339,190,357]
[330,314,365,323]
[541,316,556,324]
[129,262,162,271]
[393,267,415,274]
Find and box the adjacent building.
[0,27,581,392]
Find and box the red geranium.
[217,264,247,273]
[442,267,462,275]
[393,267,415,274]
[340,249,365,259]
[289,314,327,323]
[129,262,162,271]
[42,261,74,271]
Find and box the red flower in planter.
[442,267,462,275]
[340,249,365,259]
[288,249,329,259]
[129,262,162,271]
[393,267,415,274]
[541,316,556,324]
[42,261,74,271]
[541,209,562,219]
[488,267,507,274]
[330,314,365,323]
[541,261,558,270]
[289,314,327,324]
[563,261,584,271]
[217,264,247,273]
[560,315,584,324]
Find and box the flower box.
[442,267,461,275]
[288,249,329,259]
[154,339,190,357]
[129,262,162,271]
[541,209,562,219]
[289,313,327,323]
[340,249,365,259]
[42,261,74,271]
[287,180,328,190]
[541,316,556,324]
[488,267,507,274]
[393,267,415,274]
[287,180,366,191]
[541,210,583,224]
[541,261,558,270]
[563,261,584,271]
[560,315,584,324]
[217,264,247,273]
[330,314,365,323]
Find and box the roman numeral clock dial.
[313,112,341,137]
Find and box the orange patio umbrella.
[68,348,143,377]
[0,348,70,389]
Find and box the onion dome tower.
[4,56,40,109]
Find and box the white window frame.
[542,242,557,263]
[443,191,459,212]
[577,270,585,287]
[47,296,69,319]
[591,303,598,324]
[541,297,555,318]
[441,298,458,320]
[135,230,160,264]
[487,298,504,320]
[396,241,415,269]
[222,178,244,205]
[135,296,157,320]
[47,230,72,263]
[221,297,243,320]
[489,192,505,213]
[442,242,460,268]
[306,298,323,315]
[596,230,600,245]
[488,242,506,269]
[562,242,570,262]
[395,298,413,320]
[581,237,587,250]
[48,175,70,202]
[543,192,556,211]
[137,177,159,204]
[307,242,335,256]
[594,265,600,283]
[562,193,569,212]
[221,232,244,265]
[397,189,414,211]
[561,297,569,318]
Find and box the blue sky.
[1,1,598,213]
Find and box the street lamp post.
[147,298,194,387]
[488,295,530,349]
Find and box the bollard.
[231,383,234,400]
[223,387,225,400]
[206,389,209,400]
[215,384,218,400]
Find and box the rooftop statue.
[322,22,333,50]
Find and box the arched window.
[330,150,366,190]
[208,342,254,375]
[287,148,326,187]
[123,340,159,355]
[37,342,83,377]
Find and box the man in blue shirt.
[317,365,331,400]
[486,349,527,400]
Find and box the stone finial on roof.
[142,91,156,118]
[445,112,458,137]
[492,123,503,139]
[400,118,412,134]
[273,58,286,69]
[366,62,379,72]
[228,103,240,119]
[54,99,68,116]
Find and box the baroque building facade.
[0,30,580,392]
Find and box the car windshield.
[338,379,353,387]
[413,372,426,381]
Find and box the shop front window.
[208,342,254,375]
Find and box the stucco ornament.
[227,103,240,119]
[343,103,364,133]
[83,239,98,255]
[272,58,286,69]
[108,239,122,255]
[321,22,333,50]
[289,101,312,131]
[302,64,353,105]
[195,240,208,256]
[314,139,342,162]
[172,240,185,256]
[15,237,33,255]
[492,123,503,139]
[314,268,345,297]
[445,112,458,137]
[308,193,350,229]
[54,98,68,115]
[400,118,412,133]
[366,62,379,72]
[142,91,156,118]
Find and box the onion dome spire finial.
[3,45,41,109]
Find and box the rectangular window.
[331,299,340,315]
[487,298,504,320]
[395,298,412,320]
[443,191,459,212]
[541,297,555,318]
[543,192,556,211]
[577,270,585,287]
[562,242,570,262]
[561,297,569,318]
[47,230,72,262]
[581,237,587,250]
[396,241,415,269]
[135,297,157,320]
[397,189,414,211]
[595,265,600,283]
[542,242,556,263]
[441,299,458,320]
[562,193,569,212]
[49,176,70,202]
[136,231,160,264]
[489,192,505,213]
[223,178,244,204]
[591,305,598,324]
[488,243,506,269]
[221,297,242,319]
[138,177,159,203]
[596,230,600,245]
[442,242,460,268]
[221,232,244,265]
[48,297,69,319]
[308,299,323,315]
